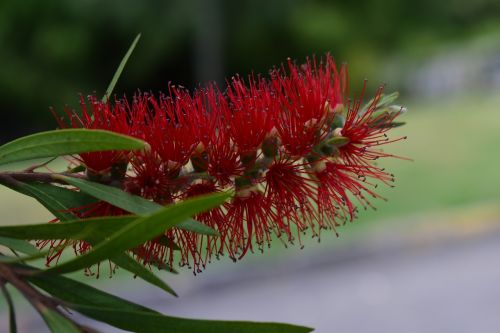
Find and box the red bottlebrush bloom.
[53,95,133,173]
[147,91,199,167]
[38,200,127,274]
[264,159,318,241]
[187,86,220,147]
[336,85,407,185]
[315,161,386,223]
[271,55,340,157]
[226,190,274,259]
[207,133,244,186]
[127,152,178,203]
[226,75,276,156]
[172,181,231,272]
[45,53,407,274]
[204,86,244,185]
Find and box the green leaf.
[102,33,141,102]
[0,283,17,333]
[72,305,314,333]
[38,307,80,333]
[0,216,177,294]
[57,175,158,215]
[0,215,136,240]
[106,252,178,296]
[58,176,220,235]
[361,91,400,114]
[0,129,148,166]
[14,182,94,221]
[76,305,314,333]
[28,269,313,333]
[28,272,156,314]
[0,246,61,264]
[0,236,38,255]
[67,164,86,173]
[371,121,407,129]
[46,192,230,274]
[157,236,181,251]
[0,181,97,221]
[25,182,97,209]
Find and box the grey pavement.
[3,221,500,333]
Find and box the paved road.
[4,226,500,332]
[143,233,500,333]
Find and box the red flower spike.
[227,191,275,260]
[46,54,407,274]
[271,55,339,156]
[226,75,276,155]
[339,85,407,185]
[181,181,232,268]
[204,86,244,185]
[264,159,318,242]
[147,91,199,167]
[56,95,133,173]
[38,200,127,275]
[128,152,177,203]
[315,161,386,223]
[188,85,220,147]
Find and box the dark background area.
[2,0,500,141]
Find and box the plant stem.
[0,263,98,333]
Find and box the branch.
[0,263,98,333]
[0,171,85,186]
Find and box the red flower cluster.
[52,54,406,273]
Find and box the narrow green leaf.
[14,183,87,221]
[0,246,61,264]
[0,236,38,255]
[371,121,406,129]
[72,305,314,333]
[361,91,400,114]
[27,268,313,333]
[47,192,230,274]
[0,216,177,294]
[24,182,97,209]
[102,33,141,102]
[0,129,148,166]
[157,236,181,251]
[0,181,97,222]
[38,307,80,333]
[57,175,158,215]
[28,272,157,314]
[67,164,86,173]
[0,283,17,333]
[106,252,178,296]
[0,215,137,241]
[58,176,220,235]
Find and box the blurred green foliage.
[1,0,500,141]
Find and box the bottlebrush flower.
[271,55,340,157]
[226,75,276,158]
[46,54,407,274]
[335,85,407,186]
[53,95,133,174]
[314,161,386,224]
[227,189,274,259]
[204,85,245,184]
[264,159,318,242]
